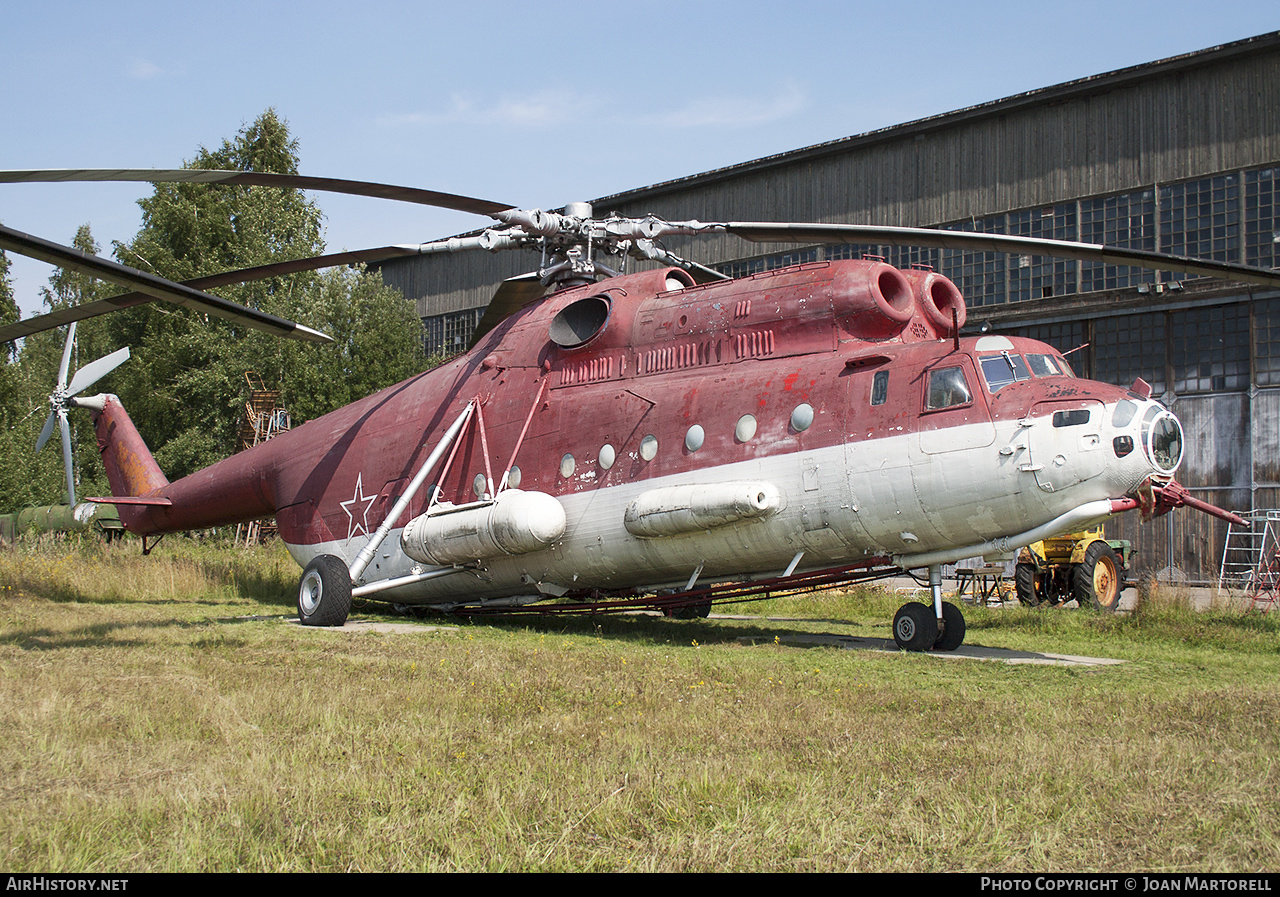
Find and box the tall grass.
[1,536,1277,871]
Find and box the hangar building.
[376,32,1280,584]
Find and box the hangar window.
[421,307,485,359]
[1171,303,1249,393]
[1160,174,1240,281]
[1093,313,1166,396]
[1080,191,1157,292]
[1008,206,1077,302]
[1256,298,1280,387]
[940,216,1006,308]
[1245,168,1280,270]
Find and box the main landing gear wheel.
[1074,542,1122,612]
[893,602,938,652]
[298,554,352,627]
[670,599,712,619]
[934,601,966,652]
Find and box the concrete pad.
[738,631,1125,667]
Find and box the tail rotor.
[35,323,130,505]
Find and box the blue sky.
[3,0,1279,316]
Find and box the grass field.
[1,535,1278,872]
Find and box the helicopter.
[2,168,1275,652]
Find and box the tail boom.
[87,394,278,535]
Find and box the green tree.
[0,248,18,425]
[0,227,119,510]
[105,109,424,480]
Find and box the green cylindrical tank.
[0,503,124,543]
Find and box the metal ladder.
[1218,510,1280,593]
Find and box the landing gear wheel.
[893,602,938,652]
[934,601,966,651]
[1074,543,1122,612]
[1015,563,1041,607]
[670,599,712,619]
[298,554,352,627]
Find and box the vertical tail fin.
[74,393,169,505]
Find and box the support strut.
[348,401,475,584]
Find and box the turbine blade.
[66,346,130,397]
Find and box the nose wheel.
[893,565,966,652]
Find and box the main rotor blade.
[723,223,1280,290]
[66,346,130,397]
[468,273,546,349]
[57,321,76,389]
[0,244,426,343]
[59,412,75,507]
[0,224,332,344]
[0,169,514,218]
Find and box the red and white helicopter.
[3,168,1274,651]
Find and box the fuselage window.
[925,366,973,410]
[1052,409,1091,428]
[980,353,1032,392]
[871,370,889,406]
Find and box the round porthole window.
[508,466,522,489]
[735,414,757,442]
[640,435,658,461]
[791,403,815,432]
[560,454,576,478]
[473,473,488,498]
[599,444,616,469]
[685,424,705,452]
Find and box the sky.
[3,0,1279,317]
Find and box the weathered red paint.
[86,258,1233,567]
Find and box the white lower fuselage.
[282,385,1166,608]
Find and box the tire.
[893,602,938,652]
[670,599,712,619]
[297,554,353,627]
[1015,563,1041,607]
[934,601,965,651]
[1074,542,1122,612]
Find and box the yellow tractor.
[1014,526,1130,612]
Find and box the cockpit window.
[980,353,1031,392]
[1027,353,1066,377]
[926,366,973,410]
[1112,400,1138,428]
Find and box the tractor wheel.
[1015,563,1041,607]
[1074,543,1123,612]
[297,554,353,627]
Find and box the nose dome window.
[1142,409,1184,475]
[1148,415,1183,473]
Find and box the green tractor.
[1015,526,1130,612]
